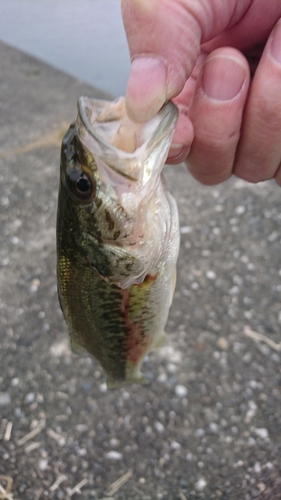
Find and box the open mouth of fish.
[77,96,178,182]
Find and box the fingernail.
[271,20,281,64]
[167,144,191,164]
[202,56,246,100]
[126,57,167,122]
[168,144,184,158]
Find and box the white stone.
[170,441,181,450]
[195,477,207,491]
[180,226,192,234]
[175,385,188,398]
[105,451,123,460]
[253,428,269,439]
[206,270,216,280]
[154,421,165,434]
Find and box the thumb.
[121,0,250,121]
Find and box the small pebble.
[154,421,165,434]
[105,451,123,460]
[253,428,269,439]
[0,392,11,406]
[253,462,261,474]
[167,363,177,374]
[175,385,188,398]
[170,441,181,450]
[109,438,120,447]
[235,205,246,215]
[195,477,207,491]
[206,270,216,280]
[217,337,229,350]
[180,226,192,234]
[25,392,36,404]
[209,422,219,433]
[268,231,279,242]
[29,278,40,292]
[38,459,48,471]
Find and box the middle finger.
[186,47,250,185]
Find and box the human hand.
[121,0,281,186]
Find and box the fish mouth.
[76,96,178,183]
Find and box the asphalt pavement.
[0,42,280,500]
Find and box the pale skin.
[121,0,281,186]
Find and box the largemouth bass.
[57,97,179,387]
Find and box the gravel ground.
[0,42,281,500]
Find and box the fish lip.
[77,96,178,159]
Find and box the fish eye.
[67,168,95,203]
[75,173,91,195]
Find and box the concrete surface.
[0,41,280,500]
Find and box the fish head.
[59,97,178,287]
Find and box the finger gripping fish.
[57,97,179,387]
